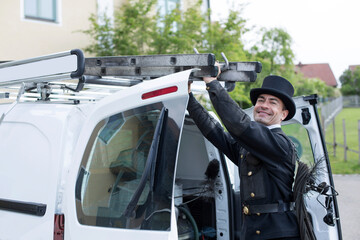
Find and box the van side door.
[65,70,191,239]
[282,95,342,240]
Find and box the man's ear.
[281,110,289,121]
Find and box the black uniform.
[187,81,300,239]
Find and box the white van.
[0,50,342,239]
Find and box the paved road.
[333,174,360,240]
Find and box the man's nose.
[259,101,269,108]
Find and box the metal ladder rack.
[83,53,262,83]
[0,49,262,102]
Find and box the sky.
[210,0,360,82]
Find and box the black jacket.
[187,81,299,239]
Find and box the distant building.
[295,63,338,87]
[1,0,209,61]
[349,65,360,72]
[1,0,98,61]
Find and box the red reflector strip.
[142,86,178,100]
[54,214,65,240]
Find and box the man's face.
[253,94,289,126]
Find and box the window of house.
[158,0,179,17]
[24,0,57,23]
[157,0,179,31]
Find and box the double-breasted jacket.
[187,81,299,239]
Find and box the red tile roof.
[295,63,337,87]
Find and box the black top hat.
[250,75,295,121]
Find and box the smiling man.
[187,75,300,239]
[253,94,288,125]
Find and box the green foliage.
[295,77,334,97]
[82,13,115,56]
[278,70,336,98]
[148,6,180,54]
[81,1,336,105]
[112,0,157,55]
[172,3,205,53]
[82,0,157,56]
[229,82,252,108]
[250,28,294,73]
[203,10,248,61]
[340,67,360,96]
[150,1,206,54]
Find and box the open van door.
[230,95,342,239]
[65,70,191,240]
[282,95,342,239]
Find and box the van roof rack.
[0,49,262,102]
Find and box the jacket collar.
[267,124,281,129]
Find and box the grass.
[324,108,360,174]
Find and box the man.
[187,73,300,239]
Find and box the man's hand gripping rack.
[0,49,262,102]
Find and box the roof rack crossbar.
[81,76,142,87]
[0,49,84,87]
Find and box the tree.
[82,13,115,56]
[202,9,251,108]
[83,0,157,56]
[150,1,206,54]
[112,0,157,55]
[81,1,335,106]
[291,73,335,98]
[203,9,248,61]
[249,27,336,100]
[250,27,294,74]
[229,82,252,108]
[82,0,248,59]
[340,67,360,96]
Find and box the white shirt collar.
[267,124,281,129]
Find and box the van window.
[282,123,314,165]
[76,103,173,230]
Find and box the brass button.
[206,86,210,90]
[256,213,261,216]
[250,192,255,198]
[240,154,243,158]
[243,206,249,215]
[248,171,252,176]
[256,230,261,235]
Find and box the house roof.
[295,63,337,87]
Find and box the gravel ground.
[332,174,360,240]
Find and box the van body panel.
[64,70,191,239]
[0,103,76,239]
